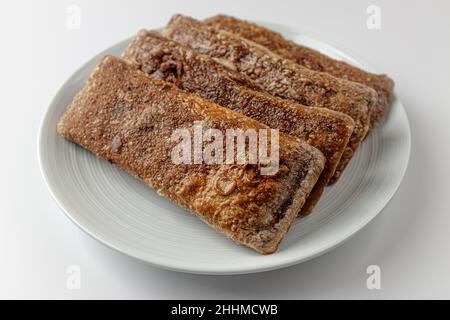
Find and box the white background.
[1,0,449,299]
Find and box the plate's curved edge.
[37,23,411,275]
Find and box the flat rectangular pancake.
[205,14,395,128]
[57,56,325,254]
[163,15,378,183]
[122,30,354,215]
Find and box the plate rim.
[38,24,411,275]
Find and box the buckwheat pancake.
[57,56,325,253]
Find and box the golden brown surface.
[57,56,325,254]
[122,30,354,215]
[205,14,394,128]
[163,15,378,183]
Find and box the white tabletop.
[1,0,449,299]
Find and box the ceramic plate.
[38,24,410,274]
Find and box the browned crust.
[57,56,325,254]
[205,14,395,128]
[163,15,377,183]
[122,30,354,215]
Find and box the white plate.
[38,24,411,275]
